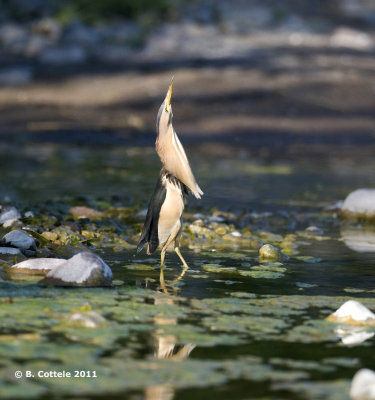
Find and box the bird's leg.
[175,247,189,269]
[160,249,166,268]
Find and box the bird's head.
[155,80,203,199]
[156,80,173,135]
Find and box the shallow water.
[1,140,375,400]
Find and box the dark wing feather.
[137,174,166,254]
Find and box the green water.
[0,141,375,400]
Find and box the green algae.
[2,146,375,400]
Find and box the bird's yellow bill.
[165,80,173,110]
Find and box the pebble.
[0,247,22,256]
[305,226,324,236]
[2,229,36,251]
[350,369,375,399]
[259,244,288,262]
[43,252,113,287]
[39,45,87,65]
[0,206,21,227]
[327,300,375,325]
[69,206,104,219]
[64,311,108,328]
[341,189,375,220]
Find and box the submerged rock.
[43,252,113,287]
[350,369,375,399]
[259,244,288,262]
[0,206,21,227]
[10,258,65,275]
[341,189,375,220]
[2,229,36,252]
[327,300,375,325]
[64,311,108,328]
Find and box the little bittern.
[137,81,203,271]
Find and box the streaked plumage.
[137,81,202,271]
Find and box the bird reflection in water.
[144,295,195,400]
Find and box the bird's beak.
[165,80,173,111]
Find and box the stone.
[2,229,36,251]
[350,369,375,399]
[330,27,373,50]
[0,23,27,47]
[32,18,61,41]
[305,226,324,236]
[10,258,65,275]
[0,67,33,86]
[0,247,22,256]
[63,23,100,47]
[39,46,87,65]
[341,189,375,220]
[64,311,108,328]
[327,300,375,325]
[0,207,21,226]
[43,252,112,287]
[69,206,104,219]
[259,244,288,262]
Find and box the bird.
[137,80,203,273]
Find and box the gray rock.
[350,369,375,399]
[63,23,101,47]
[3,229,36,251]
[0,67,33,86]
[0,23,27,47]
[305,226,324,236]
[0,207,21,227]
[341,189,375,220]
[43,252,112,287]
[0,247,22,256]
[39,45,87,65]
[24,35,51,57]
[10,258,65,275]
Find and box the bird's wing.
[137,175,166,254]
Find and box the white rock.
[0,207,21,226]
[44,252,112,287]
[341,189,375,218]
[10,258,65,275]
[331,300,375,323]
[331,27,373,50]
[3,229,36,250]
[350,369,375,399]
